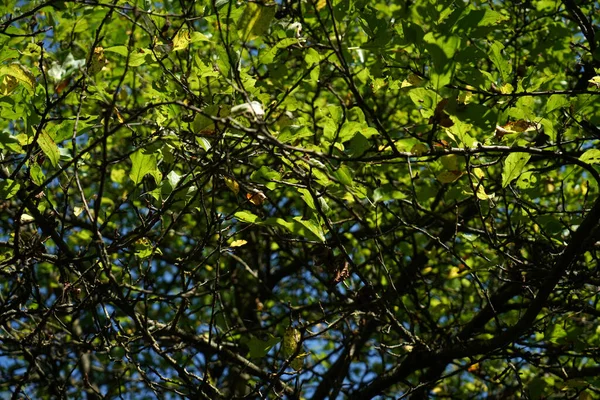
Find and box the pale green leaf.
[293,217,326,242]
[488,41,511,82]
[0,178,20,200]
[235,211,260,223]
[334,165,354,186]
[546,94,569,113]
[37,131,60,167]
[129,149,158,185]
[579,149,600,164]
[502,152,531,188]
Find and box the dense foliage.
[1,0,600,398]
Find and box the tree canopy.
[1,0,600,398]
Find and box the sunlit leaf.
[88,47,107,75]
[235,211,260,223]
[224,177,240,194]
[237,2,276,41]
[0,178,20,199]
[0,63,35,94]
[173,29,191,51]
[502,152,531,188]
[129,149,159,185]
[580,149,600,164]
[37,132,60,167]
[230,239,248,247]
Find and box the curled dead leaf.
[429,99,454,128]
[495,120,540,138]
[247,191,267,205]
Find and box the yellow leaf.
[472,168,485,179]
[401,73,424,88]
[448,266,460,279]
[411,143,428,155]
[224,177,240,195]
[114,107,124,123]
[88,47,107,75]
[315,0,327,10]
[0,75,18,95]
[0,63,36,94]
[230,240,247,248]
[431,386,443,394]
[21,214,35,223]
[458,90,473,104]
[173,29,191,51]
[282,327,300,357]
[499,83,513,94]
[290,352,308,371]
[495,120,539,138]
[475,185,488,200]
[588,76,600,88]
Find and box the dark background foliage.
[1,0,600,398]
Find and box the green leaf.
[446,119,476,147]
[235,211,260,223]
[373,184,407,203]
[545,324,568,344]
[278,125,312,143]
[250,166,281,190]
[546,94,569,113]
[305,48,321,66]
[166,171,181,188]
[441,155,459,170]
[347,133,371,157]
[456,8,509,33]
[264,217,325,242]
[190,31,211,43]
[104,46,129,56]
[488,41,511,82]
[473,8,508,26]
[37,132,60,167]
[237,2,276,41]
[0,178,20,199]
[129,149,159,185]
[244,335,280,359]
[528,377,547,400]
[579,149,600,164]
[29,163,45,186]
[516,171,538,189]
[0,131,22,152]
[437,171,463,184]
[134,238,162,259]
[423,33,460,64]
[293,217,326,242]
[502,152,531,188]
[259,38,300,65]
[298,188,316,210]
[334,165,354,186]
[408,88,439,119]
